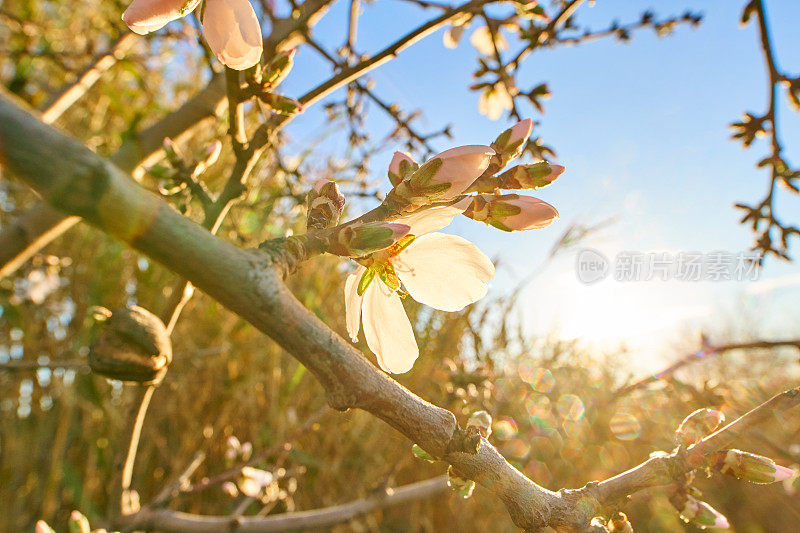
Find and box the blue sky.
[281,0,800,370]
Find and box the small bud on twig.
[327,222,410,258]
[490,118,532,170]
[669,492,729,529]
[261,48,296,90]
[258,92,304,116]
[463,193,559,231]
[676,408,725,447]
[387,151,418,187]
[306,179,346,230]
[711,449,795,484]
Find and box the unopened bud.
[68,511,90,533]
[222,481,239,497]
[490,118,532,169]
[35,521,56,533]
[203,140,223,166]
[307,179,346,230]
[192,140,223,178]
[387,151,418,187]
[258,92,303,116]
[670,493,729,529]
[712,449,795,484]
[464,194,558,231]
[262,48,296,89]
[608,511,634,532]
[676,408,725,447]
[447,465,476,499]
[88,306,172,384]
[467,410,493,438]
[162,137,182,164]
[387,145,494,208]
[328,222,410,257]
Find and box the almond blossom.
[122,0,262,70]
[344,201,494,374]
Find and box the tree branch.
[123,476,448,532]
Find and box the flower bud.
[464,194,558,231]
[262,48,296,89]
[467,410,493,438]
[712,449,795,484]
[670,493,729,529]
[608,512,634,533]
[35,521,56,533]
[387,145,494,208]
[222,481,239,497]
[676,408,725,447]
[490,118,532,169]
[447,465,476,499]
[387,151,418,187]
[258,92,304,116]
[307,179,346,230]
[239,466,274,497]
[328,222,410,257]
[88,306,172,384]
[68,511,90,533]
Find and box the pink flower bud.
[387,151,417,187]
[499,196,558,230]
[329,222,411,257]
[416,145,494,198]
[69,511,91,533]
[714,449,796,484]
[35,521,55,533]
[464,194,558,231]
[430,145,495,198]
[508,118,533,145]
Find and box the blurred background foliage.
[1,0,799,531]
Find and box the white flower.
[344,200,495,374]
[469,25,508,56]
[479,84,513,121]
[239,466,274,497]
[122,0,262,70]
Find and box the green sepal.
[357,268,376,296]
[378,263,400,291]
[489,220,513,232]
[489,201,522,218]
[409,157,443,187]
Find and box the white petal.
[344,265,365,342]
[397,233,495,312]
[362,280,418,374]
[394,198,471,236]
[122,0,199,35]
[202,0,263,70]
